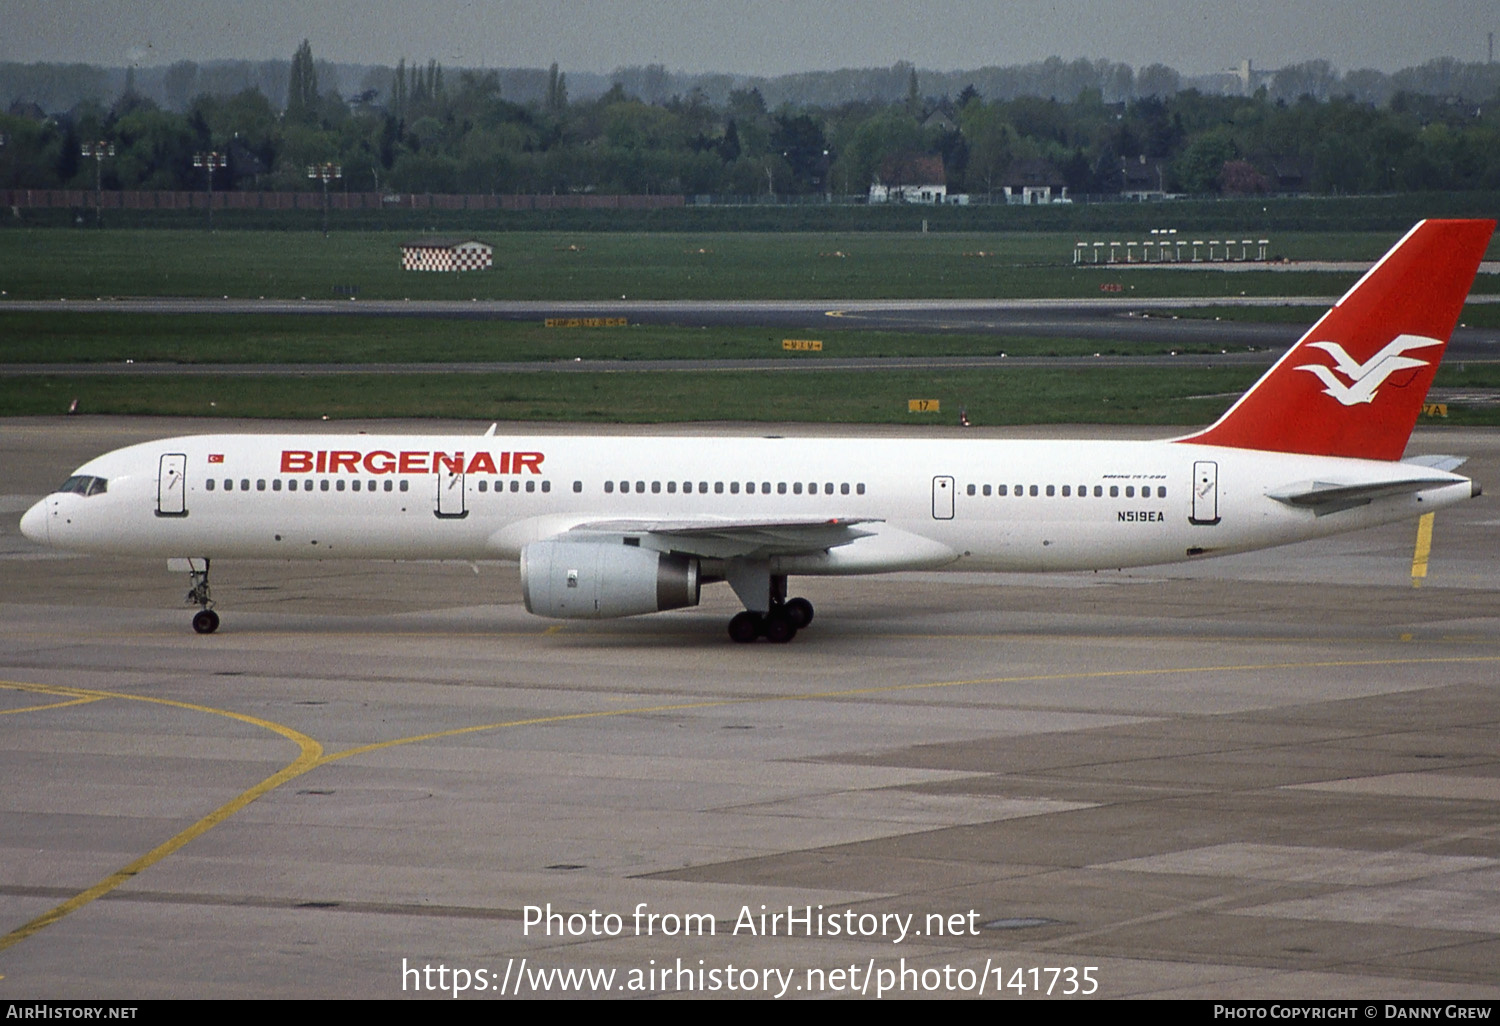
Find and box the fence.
[0,190,687,211]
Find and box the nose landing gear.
[180,558,219,634]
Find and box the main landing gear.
[183,558,220,634]
[726,572,814,644]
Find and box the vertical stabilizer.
[1178,219,1494,460]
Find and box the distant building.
[869,153,947,204]
[1120,155,1170,200]
[1000,158,1068,204]
[920,104,958,134]
[400,238,493,272]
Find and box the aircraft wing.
[563,516,882,559]
[1266,477,1464,516]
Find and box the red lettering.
[435,451,465,474]
[315,451,328,473]
[398,451,428,474]
[514,451,544,475]
[499,452,510,474]
[466,452,498,475]
[363,450,396,474]
[281,450,314,473]
[329,450,361,473]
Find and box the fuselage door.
[1190,460,1220,525]
[932,475,955,520]
[157,453,187,516]
[436,469,467,518]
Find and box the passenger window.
[1126,486,1135,498]
[1109,486,1119,497]
[730,482,740,494]
[793,482,803,495]
[966,484,976,496]
[857,483,865,495]
[714,482,724,494]
[1158,486,1167,498]
[541,480,551,493]
[667,481,677,494]
[1046,485,1055,497]
[573,481,583,493]
[353,480,362,492]
[272,479,282,492]
[651,481,661,494]
[1062,485,1071,497]
[224,479,233,491]
[384,481,393,492]
[206,479,215,491]
[478,480,487,492]
[400,480,409,492]
[635,481,645,493]
[336,480,345,492]
[824,483,833,495]
[526,480,535,493]
[605,480,614,493]
[1029,485,1038,497]
[321,480,330,492]
[997,485,1006,496]
[1094,485,1103,497]
[241,479,249,491]
[778,482,787,494]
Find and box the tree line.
[3,42,1500,200]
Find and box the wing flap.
[565,516,881,559]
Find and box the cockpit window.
[58,475,108,496]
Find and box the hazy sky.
[3,0,1495,76]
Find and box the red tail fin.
[1178,219,1494,461]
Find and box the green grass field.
[6,229,1485,302]
[0,312,1252,364]
[2,224,1497,425]
[5,363,1497,426]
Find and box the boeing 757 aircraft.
[19,219,1494,642]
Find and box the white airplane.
[19,219,1494,643]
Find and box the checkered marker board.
[401,244,493,272]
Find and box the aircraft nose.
[19,498,49,546]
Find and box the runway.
[5,297,1500,376]
[2,418,1499,999]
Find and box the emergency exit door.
[1190,461,1220,525]
[932,475,954,520]
[157,453,187,516]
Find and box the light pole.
[306,162,341,237]
[193,151,227,232]
[80,140,114,227]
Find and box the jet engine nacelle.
[520,540,700,619]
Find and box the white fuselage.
[20,432,1476,576]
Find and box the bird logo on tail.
[1293,334,1443,406]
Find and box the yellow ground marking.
[1411,512,1436,585]
[0,695,103,716]
[6,649,1500,952]
[0,680,322,954]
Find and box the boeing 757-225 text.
[20,219,1493,642]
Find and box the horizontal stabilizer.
[1266,477,1463,516]
[1403,454,1468,472]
